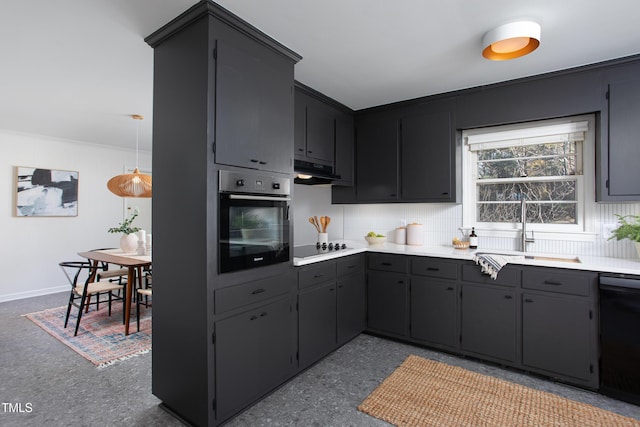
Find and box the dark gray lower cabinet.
[460,284,517,363]
[215,296,295,421]
[367,271,409,336]
[337,270,366,345]
[522,293,593,381]
[297,254,365,371]
[410,278,458,349]
[298,282,337,368]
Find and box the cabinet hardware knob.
[260,312,268,317]
[250,315,258,320]
[543,280,563,286]
[524,298,534,303]
[447,287,454,291]
[259,161,267,165]
[504,295,513,299]
[381,262,392,266]
[427,267,439,271]
[251,288,265,295]
[250,159,259,163]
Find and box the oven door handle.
[228,194,291,202]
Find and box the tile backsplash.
[293,184,640,259]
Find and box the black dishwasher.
[599,273,640,405]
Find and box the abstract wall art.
[15,166,79,217]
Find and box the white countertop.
[293,241,640,275]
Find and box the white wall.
[293,185,640,259]
[0,130,151,302]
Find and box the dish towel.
[473,253,525,279]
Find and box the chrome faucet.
[520,197,535,252]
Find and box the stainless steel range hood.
[294,160,340,185]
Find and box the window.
[462,115,595,235]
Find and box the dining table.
[78,249,152,335]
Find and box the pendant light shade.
[107,115,152,198]
[482,21,541,60]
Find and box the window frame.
[462,114,597,241]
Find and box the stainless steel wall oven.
[219,169,291,273]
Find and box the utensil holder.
[318,233,328,245]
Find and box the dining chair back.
[59,261,125,336]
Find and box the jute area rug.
[25,304,151,368]
[358,355,640,427]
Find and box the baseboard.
[0,286,68,303]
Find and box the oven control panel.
[219,169,290,196]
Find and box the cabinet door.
[367,271,408,336]
[306,97,335,163]
[411,277,458,348]
[334,111,355,185]
[401,111,454,201]
[356,116,399,202]
[337,271,366,345]
[607,79,640,198]
[522,293,594,381]
[298,282,337,369]
[215,297,294,421]
[461,284,517,362]
[215,33,294,174]
[294,89,307,158]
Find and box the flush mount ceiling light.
[107,114,152,198]
[482,21,541,60]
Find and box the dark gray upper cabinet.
[214,23,296,174]
[355,113,400,202]
[401,110,455,201]
[295,83,355,185]
[344,100,458,204]
[334,110,355,186]
[603,76,640,200]
[294,88,334,164]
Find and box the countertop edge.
[293,242,640,275]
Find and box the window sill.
[466,228,599,242]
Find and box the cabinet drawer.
[522,268,594,296]
[368,253,408,273]
[411,257,458,280]
[215,274,293,313]
[462,263,520,287]
[337,254,364,277]
[298,262,336,289]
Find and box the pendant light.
[107,114,152,198]
[482,21,541,60]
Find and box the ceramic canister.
[406,223,424,245]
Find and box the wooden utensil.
[309,217,320,233]
[314,216,321,233]
[320,216,327,233]
[325,216,331,231]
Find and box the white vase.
[120,233,138,253]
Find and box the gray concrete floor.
[2,292,639,426]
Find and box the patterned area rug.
[359,355,640,427]
[25,303,151,368]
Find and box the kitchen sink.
[524,255,581,263]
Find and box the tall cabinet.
[145,2,301,426]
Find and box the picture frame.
[15,166,79,217]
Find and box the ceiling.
[2,0,639,152]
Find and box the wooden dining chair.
[59,261,125,336]
[136,286,152,332]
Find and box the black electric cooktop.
[294,242,348,258]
